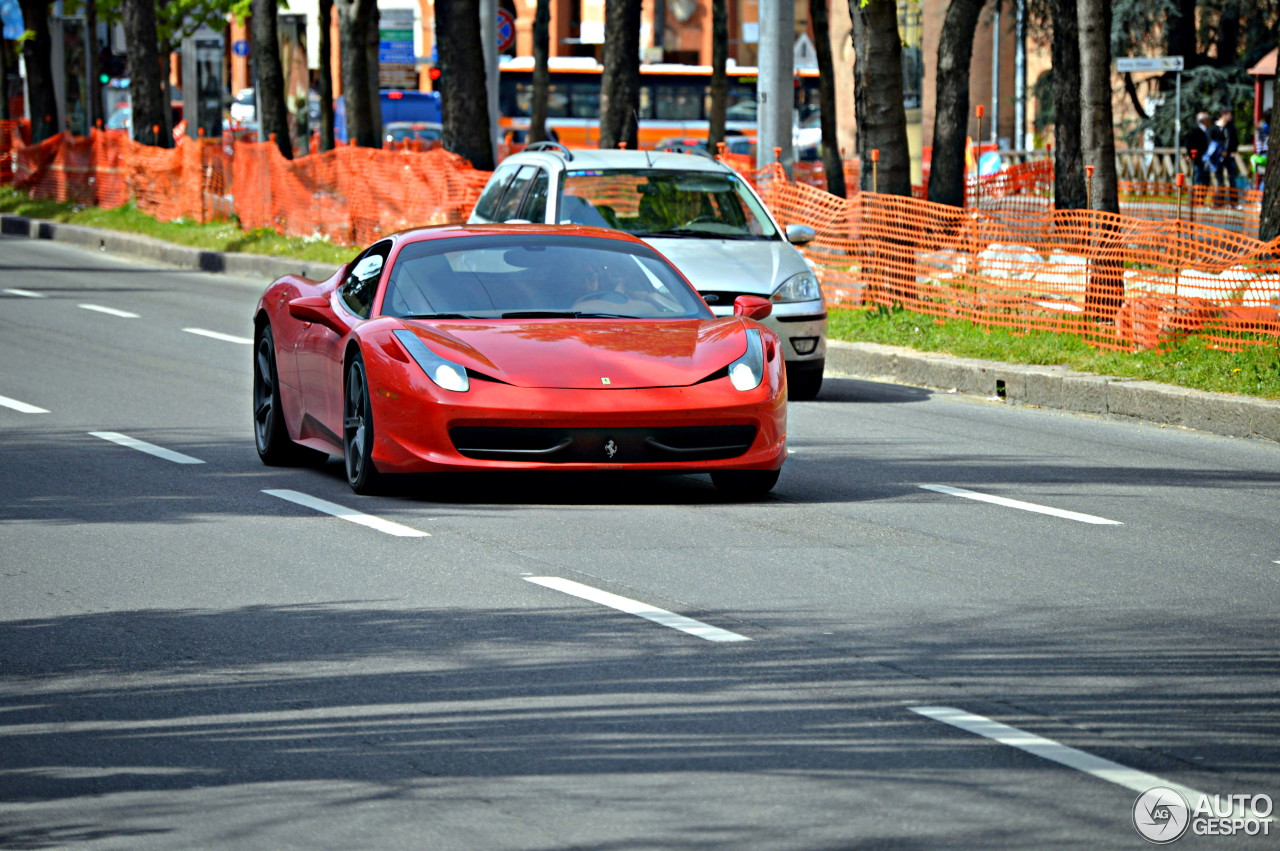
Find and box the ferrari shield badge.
[604,440,618,459]
[601,377,611,385]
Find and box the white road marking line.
[919,483,1122,525]
[0,394,49,414]
[909,706,1269,821]
[89,432,205,464]
[183,328,253,345]
[262,489,430,537]
[525,576,751,642]
[78,303,140,318]
[2,288,46,298]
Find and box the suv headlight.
[727,329,764,391]
[393,330,470,392]
[771,270,821,304]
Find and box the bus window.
[653,84,703,121]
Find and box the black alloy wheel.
[254,324,325,466]
[343,353,386,494]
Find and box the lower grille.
[450,425,757,463]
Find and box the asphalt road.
[2,236,1278,850]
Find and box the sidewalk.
[5,212,1279,445]
[826,342,1280,444]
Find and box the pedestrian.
[1209,108,1240,209]
[1183,111,1212,195]
[1251,119,1268,191]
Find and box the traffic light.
[427,65,443,96]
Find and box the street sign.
[379,8,418,90]
[497,8,515,52]
[1116,56,1184,73]
[232,39,249,57]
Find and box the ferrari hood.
[642,237,806,299]
[402,318,749,389]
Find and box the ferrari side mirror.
[733,295,772,321]
[288,296,346,334]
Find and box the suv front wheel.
[786,360,824,401]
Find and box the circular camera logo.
[1133,786,1190,844]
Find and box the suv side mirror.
[786,224,816,245]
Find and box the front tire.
[254,324,326,466]
[710,469,780,499]
[786,361,824,401]
[343,353,387,494]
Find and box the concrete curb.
[4,212,1277,444]
[826,341,1280,444]
[1,214,341,282]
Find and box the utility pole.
[481,0,499,161]
[756,0,794,175]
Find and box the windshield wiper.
[399,312,477,319]
[501,310,633,319]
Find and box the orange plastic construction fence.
[0,120,31,185]
[757,164,1280,353]
[12,130,491,246]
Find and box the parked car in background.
[384,121,443,149]
[467,146,827,398]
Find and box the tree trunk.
[252,0,293,158]
[926,0,985,207]
[849,0,911,196]
[529,0,551,143]
[335,0,377,148]
[707,0,727,150]
[435,0,495,169]
[1051,0,1086,210]
[1078,0,1122,319]
[1078,0,1117,213]
[364,3,381,145]
[85,0,100,129]
[599,0,641,149]
[808,0,844,197]
[17,0,58,141]
[1259,63,1280,242]
[121,0,168,146]
[318,0,335,152]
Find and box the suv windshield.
[560,170,780,241]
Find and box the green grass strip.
[829,304,1280,400]
[0,187,352,265]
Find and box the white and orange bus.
[496,57,821,149]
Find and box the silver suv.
[468,145,827,399]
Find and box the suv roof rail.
[654,145,717,161]
[523,141,574,161]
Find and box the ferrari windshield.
[559,170,781,240]
[381,235,714,320]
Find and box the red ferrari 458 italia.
[253,224,787,496]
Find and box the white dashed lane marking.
[919,484,1122,525]
[0,394,49,414]
[909,706,1270,822]
[262,489,430,537]
[184,328,253,345]
[2,288,46,298]
[525,576,751,642]
[90,432,205,464]
[78,304,140,318]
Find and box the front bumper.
[367,365,788,476]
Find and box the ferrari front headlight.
[771,271,821,304]
[393,330,470,392]
[728,329,764,391]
